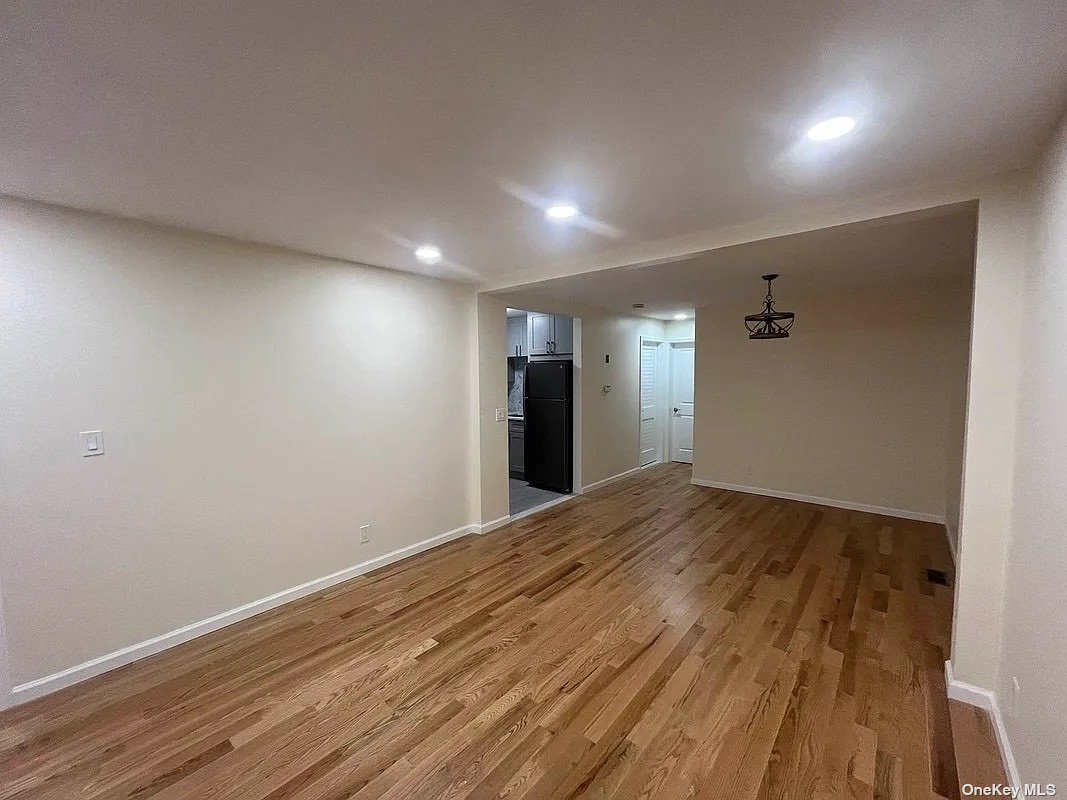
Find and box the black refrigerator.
[523,360,573,493]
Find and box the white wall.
[692,284,971,520]
[0,197,477,690]
[997,115,1067,785]
[664,318,695,340]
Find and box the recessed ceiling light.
[545,203,579,221]
[673,313,689,320]
[414,244,442,264]
[806,116,856,142]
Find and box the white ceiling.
[1,1,1063,285]
[492,203,978,319]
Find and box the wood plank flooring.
[0,463,976,799]
[949,701,1009,790]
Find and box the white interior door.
[670,342,695,463]
[639,341,661,466]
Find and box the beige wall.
[997,116,1067,785]
[0,197,477,687]
[942,382,969,556]
[0,196,671,695]
[577,312,666,486]
[951,176,1034,691]
[942,289,973,557]
[692,284,971,520]
[474,294,509,525]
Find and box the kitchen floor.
[508,478,566,515]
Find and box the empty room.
[2,2,1066,798]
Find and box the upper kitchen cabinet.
[528,313,573,357]
[506,314,527,358]
[528,312,552,356]
[552,314,573,355]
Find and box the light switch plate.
[80,430,104,456]
[495,408,507,422]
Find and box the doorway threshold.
[507,490,577,524]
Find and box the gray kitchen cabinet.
[507,315,526,357]
[551,314,573,355]
[527,312,573,357]
[508,418,524,478]
[528,312,552,356]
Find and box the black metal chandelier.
[744,274,795,340]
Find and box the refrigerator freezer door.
[524,360,571,401]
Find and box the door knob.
[674,407,680,413]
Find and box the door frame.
[668,338,696,464]
[637,335,668,466]
[503,308,582,508]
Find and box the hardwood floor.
[0,463,976,799]
[949,701,1009,789]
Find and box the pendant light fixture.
[744,274,795,339]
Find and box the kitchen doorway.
[505,307,580,517]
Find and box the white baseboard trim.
[480,482,597,539]
[7,522,477,708]
[476,490,581,535]
[689,478,947,525]
[945,660,1021,790]
[477,514,511,535]
[582,465,644,493]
